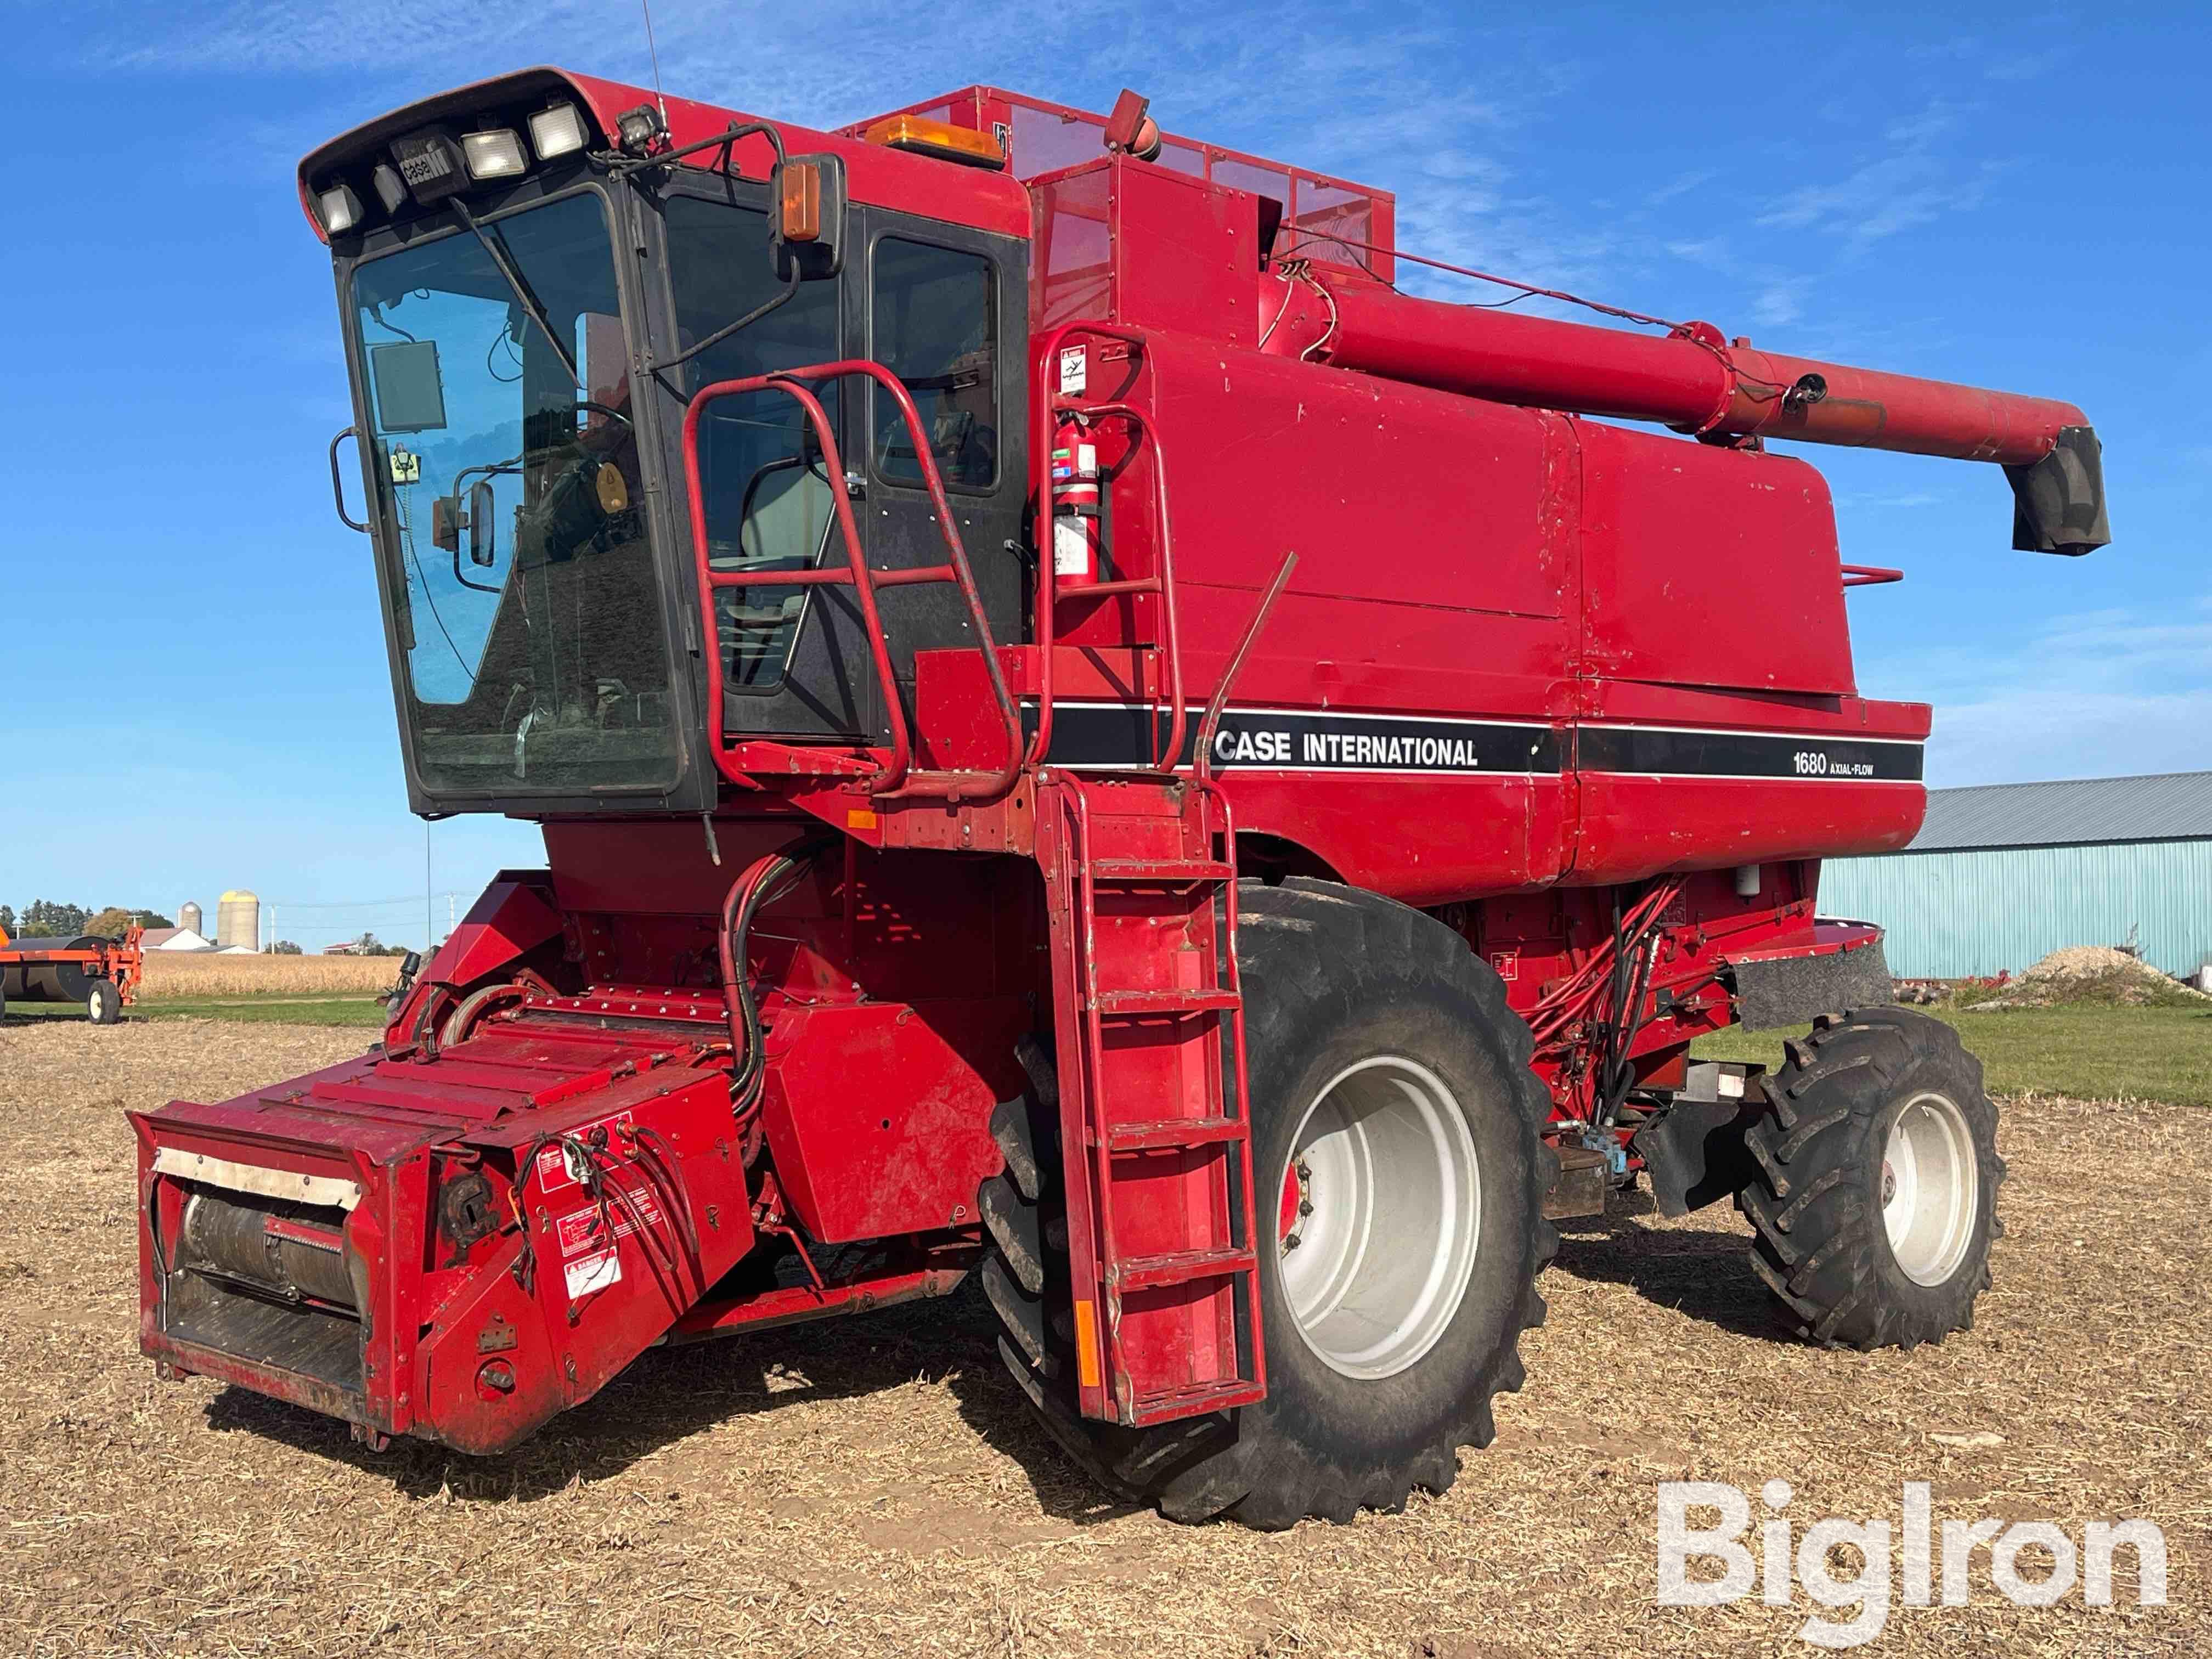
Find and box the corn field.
[137,952,403,999]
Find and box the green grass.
[3,995,388,1029]
[1695,1003,2212,1108]
[146,995,391,1027]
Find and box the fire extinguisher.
[1049,414,1100,589]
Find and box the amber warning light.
[860,114,1006,170]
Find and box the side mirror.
[467,479,498,567]
[431,494,463,554]
[771,154,846,280]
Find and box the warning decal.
[532,1110,637,1195]
[554,1183,668,1259]
[564,1249,620,1299]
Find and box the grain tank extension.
[132,74,2100,1528]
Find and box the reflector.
[461,128,528,182]
[529,103,589,161]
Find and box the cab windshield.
[351,190,678,795]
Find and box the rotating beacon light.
[1049,414,1100,588]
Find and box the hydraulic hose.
[716,842,825,1116]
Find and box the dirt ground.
[1,1018,2202,1657]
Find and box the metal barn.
[1819,771,2212,980]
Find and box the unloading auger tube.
[1257,266,2109,556]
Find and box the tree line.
[0,901,171,940]
[2,901,409,956]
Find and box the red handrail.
[1841,564,1905,588]
[1029,323,1192,774]
[1194,551,1299,783]
[681,359,1023,800]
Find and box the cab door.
[658,184,1029,751]
[842,209,1030,746]
[658,177,868,740]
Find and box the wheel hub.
[1880,1091,1978,1287]
[1275,1056,1481,1380]
[1277,1158,1313,1252]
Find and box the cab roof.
[296,66,1034,244]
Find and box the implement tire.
[979,877,1555,1528]
[1738,1008,2003,1349]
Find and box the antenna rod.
[640,0,671,126]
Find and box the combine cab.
[133,72,2104,1525]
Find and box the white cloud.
[1751,278,1808,326]
[1869,599,2212,785]
[1983,48,2062,83]
[1833,488,1946,510]
[1929,690,2212,786]
[1758,98,1999,251]
[1646,168,1718,207]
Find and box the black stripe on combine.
[1029,703,1564,774]
[1575,725,1923,782]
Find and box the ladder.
[1039,772,1267,1427]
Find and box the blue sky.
[3,3,2204,949]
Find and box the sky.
[2,2,2205,949]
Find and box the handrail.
[1057,400,1188,774]
[1035,323,1167,774]
[329,426,368,533]
[683,374,904,793]
[1841,565,1905,588]
[1029,323,1190,773]
[681,359,1024,800]
[1194,551,1299,783]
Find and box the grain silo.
[216,890,261,951]
[179,901,204,936]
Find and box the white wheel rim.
[1881,1091,1978,1286]
[88,989,101,1019]
[1276,1055,1480,1380]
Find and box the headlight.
[529,103,589,161]
[460,128,527,181]
[316,182,364,236]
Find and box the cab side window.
[667,194,844,691]
[872,238,997,490]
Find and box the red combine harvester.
[132,72,2107,1527]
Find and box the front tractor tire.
[1738,1008,2004,1349]
[980,878,1556,1528]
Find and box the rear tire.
[1737,1008,2002,1348]
[980,878,1555,1527]
[87,980,123,1025]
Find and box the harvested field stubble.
[138,951,404,999]
[0,1019,2203,1657]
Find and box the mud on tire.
[979,877,1556,1528]
[1737,1007,2004,1349]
